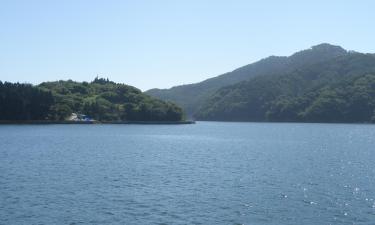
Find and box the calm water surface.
[1,122,375,225]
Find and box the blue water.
[1,122,375,225]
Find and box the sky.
[0,0,374,91]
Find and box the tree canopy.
[0,79,184,122]
[147,43,349,116]
[195,53,375,123]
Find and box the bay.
[1,122,375,224]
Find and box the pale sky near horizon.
[1,0,374,91]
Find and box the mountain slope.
[195,53,375,122]
[146,44,348,116]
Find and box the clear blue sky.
[1,0,374,90]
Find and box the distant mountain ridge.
[196,53,375,122]
[146,43,348,116]
[147,43,375,123]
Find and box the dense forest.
[0,82,54,120]
[147,43,375,123]
[195,53,375,123]
[3,44,375,123]
[0,78,184,122]
[146,44,348,115]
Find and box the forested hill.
[0,78,184,122]
[146,43,348,116]
[195,53,375,123]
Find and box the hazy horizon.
[1,0,375,91]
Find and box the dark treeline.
[0,82,54,120]
[0,78,184,122]
[265,74,375,123]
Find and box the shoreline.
[0,120,196,125]
[0,120,374,125]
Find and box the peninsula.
[0,78,190,124]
